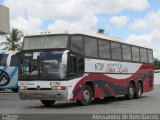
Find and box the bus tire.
[41,100,55,106]
[76,85,93,106]
[135,82,142,99]
[125,83,135,100]
[11,89,18,92]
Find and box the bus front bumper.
[18,90,68,101]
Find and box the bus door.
[68,53,84,78]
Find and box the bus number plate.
[35,93,44,98]
[50,82,60,86]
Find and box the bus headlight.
[51,86,66,90]
[19,86,27,90]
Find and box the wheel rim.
[83,90,90,101]
[138,85,142,96]
[130,87,134,97]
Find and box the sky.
[0,0,160,59]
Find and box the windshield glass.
[19,51,67,80]
[23,35,68,50]
[0,54,8,66]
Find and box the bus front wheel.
[41,100,55,106]
[76,85,93,106]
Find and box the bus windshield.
[0,53,18,66]
[23,35,68,50]
[19,51,67,80]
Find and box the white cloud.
[110,16,129,27]
[128,9,160,59]
[4,0,92,20]
[93,0,149,14]
[129,19,148,32]
[127,0,149,11]
[126,30,160,59]
[129,10,160,32]
[3,0,149,34]
[4,0,149,20]
[11,17,43,34]
[48,14,98,32]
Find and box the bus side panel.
[72,63,154,100]
[72,74,129,100]
[94,85,107,98]
[143,74,154,93]
[0,66,18,89]
[71,79,83,101]
[138,64,154,93]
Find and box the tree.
[154,58,160,70]
[98,28,105,34]
[0,28,23,51]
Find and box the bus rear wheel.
[41,100,55,106]
[125,83,135,100]
[76,85,93,106]
[135,82,142,98]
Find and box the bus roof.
[25,31,121,41]
[24,31,152,50]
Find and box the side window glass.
[148,49,153,63]
[78,56,84,75]
[10,54,18,66]
[71,35,84,55]
[69,54,77,75]
[111,42,122,60]
[84,36,98,57]
[0,54,8,66]
[132,46,140,62]
[140,48,148,63]
[98,40,111,59]
[122,44,131,61]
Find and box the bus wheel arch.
[85,81,94,98]
[76,81,94,106]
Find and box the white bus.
[0,50,18,92]
[18,32,154,106]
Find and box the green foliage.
[154,58,160,70]
[0,28,23,51]
[98,28,105,34]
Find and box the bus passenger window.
[111,42,122,60]
[148,49,153,63]
[140,48,148,63]
[71,35,84,55]
[0,54,8,66]
[84,36,98,58]
[132,46,140,62]
[122,44,131,61]
[98,40,111,59]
